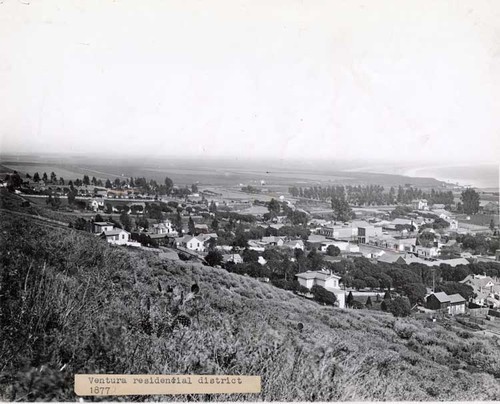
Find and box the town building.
[425,292,466,315]
[93,221,114,234]
[101,229,131,245]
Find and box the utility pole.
[432,267,436,293]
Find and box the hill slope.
[1,210,500,401]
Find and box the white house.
[177,235,207,252]
[321,240,360,253]
[222,253,243,264]
[101,228,131,245]
[93,221,114,234]
[89,198,105,212]
[415,245,440,259]
[261,236,285,247]
[150,220,176,235]
[412,199,429,211]
[460,274,500,306]
[283,239,305,251]
[295,270,345,308]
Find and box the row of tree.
[289,185,455,207]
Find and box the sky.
[0,0,499,164]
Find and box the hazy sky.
[1,0,499,163]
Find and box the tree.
[311,285,337,306]
[307,247,324,269]
[6,171,22,191]
[384,297,412,317]
[95,213,104,222]
[268,198,281,215]
[365,296,372,307]
[401,283,427,306]
[188,216,195,235]
[164,177,174,195]
[364,276,380,290]
[120,211,132,231]
[326,245,341,257]
[205,250,223,267]
[378,273,392,290]
[242,248,259,263]
[383,290,391,300]
[331,192,353,222]
[346,291,354,307]
[191,184,198,193]
[490,219,496,231]
[33,172,40,182]
[209,201,217,213]
[83,175,90,186]
[352,279,367,291]
[67,189,76,205]
[73,217,87,230]
[50,172,57,183]
[211,218,219,231]
[174,211,183,234]
[438,282,475,301]
[136,216,149,230]
[105,179,112,188]
[460,188,480,215]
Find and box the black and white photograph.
[1,0,500,401]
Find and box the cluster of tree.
[459,188,480,215]
[289,185,454,207]
[264,199,309,226]
[381,296,412,317]
[456,234,500,255]
[45,193,61,209]
[440,260,500,283]
[241,185,261,194]
[419,217,451,231]
[338,257,477,307]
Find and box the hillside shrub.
[383,297,411,317]
[311,285,337,306]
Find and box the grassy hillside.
[1,210,500,401]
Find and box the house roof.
[148,233,168,239]
[103,229,129,236]
[308,234,327,243]
[351,220,371,228]
[438,258,469,267]
[448,293,466,304]
[94,221,114,226]
[430,292,450,303]
[197,234,214,243]
[460,275,496,288]
[392,218,414,226]
[377,253,405,264]
[222,253,242,262]
[284,240,304,247]
[296,270,341,281]
[262,236,284,243]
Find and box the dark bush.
[311,285,337,306]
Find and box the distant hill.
[0,157,447,188]
[1,210,500,401]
